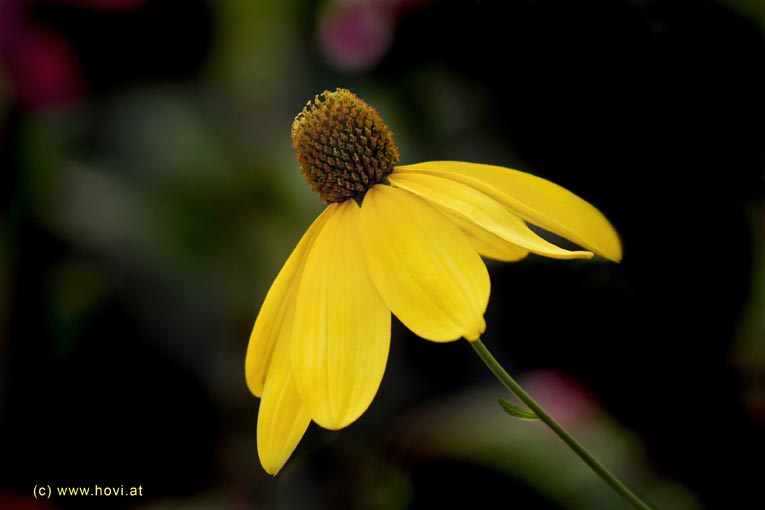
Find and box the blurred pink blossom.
[520,369,599,428]
[317,0,437,72]
[318,0,396,72]
[1,23,84,108]
[0,0,147,109]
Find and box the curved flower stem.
[470,338,654,510]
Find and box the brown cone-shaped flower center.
[291,88,400,203]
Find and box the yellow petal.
[257,328,311,475]
[443,210,529,262]
[291,201,391,430]
[396,162,623,262]
[245,207,332,397]
[359,185,489,342]
[388,171,593,260]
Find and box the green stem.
[470,338,654,510]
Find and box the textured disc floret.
[291,88,400,203]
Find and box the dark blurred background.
[1,0,764,509]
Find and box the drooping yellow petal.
[257,327,311,475]
[245,208,332,397]
[359,185,490,342]
[396,162,623,262]
[291,201,391,430]
[445,210,529,262]
[388,173,527,262]
[389,171,592,260]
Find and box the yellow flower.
[246,89,622,475]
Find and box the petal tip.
[463,330,482,342]
[259,455,284,476]
[312,414,356,431]
[596,238,623,263]
[610,244,624,264]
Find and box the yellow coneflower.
[245,88,621,475]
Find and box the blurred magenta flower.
[0,0,147,109]
[317,0,398,72]
[521,370,598,428]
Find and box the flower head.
[246,88,622,474]
[291,88,399,202]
